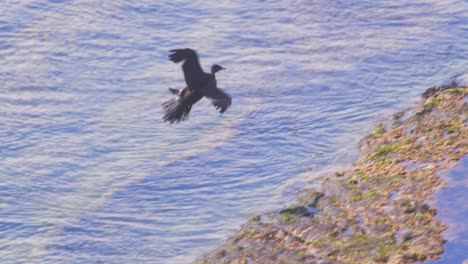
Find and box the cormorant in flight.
[162,49,232,123]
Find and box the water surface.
[1,0,467,263]
[428,157,468,264]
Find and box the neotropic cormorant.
[162,49,232,123]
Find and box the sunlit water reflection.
[1,0,467,263]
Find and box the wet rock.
[395,228,416,244]
[370,223,391,234]
[404,201,417,214]
[196,87,468,264]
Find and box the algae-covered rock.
[195,86,467,264]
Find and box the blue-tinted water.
[0,1,467,263]
[428,157,468,264]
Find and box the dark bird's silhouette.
[162,49,232,123]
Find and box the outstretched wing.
[204,87,232,114]
[168,49,205,88]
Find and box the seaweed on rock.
[195,87,467,264]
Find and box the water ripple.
[0,0,467,263]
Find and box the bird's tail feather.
[162,98,192,124]
[168,88,180,95]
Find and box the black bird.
[163,64,225,123]
[162,49,232,123]
[168,64,225,97]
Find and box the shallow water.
[428,156,468,264]
[0,1,467,263]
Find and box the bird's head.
[211,64,226,75]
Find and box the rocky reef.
[195,85,467,264]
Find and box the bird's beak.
[221,67,226,70]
